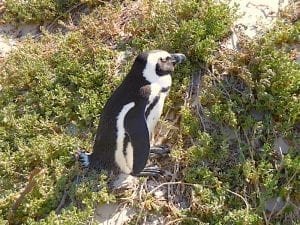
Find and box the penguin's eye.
[159,57,167,63]
[163,56,172,63]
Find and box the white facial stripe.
[115,102,135,174]
[143,50,171,84]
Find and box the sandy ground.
[225,0,289,49]
[0,24,40,58]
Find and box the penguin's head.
[133,50,186,83]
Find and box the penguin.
[78,50,186,176]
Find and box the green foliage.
[28,173,115,225]
[221,209,262,225]
[2,0,101,24]
[251,40,300,130]
[1,0,299,225]
[127,0,235,63]
[180,18,300,225]
[0,21,119,223]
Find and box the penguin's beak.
[171,53,186,64]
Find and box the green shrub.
[127,0,234,63]
[0,26,119,223]
[1,0,299,224]
[181,18,300,225]
[0,0,238,224]
[2,0,101,24]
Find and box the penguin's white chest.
[146,82,170,135]
[146,93,167,134]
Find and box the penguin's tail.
[76,149,91,169]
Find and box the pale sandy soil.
[0,24,40,58]
[225,0,289,49]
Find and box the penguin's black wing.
[124,86,151,175]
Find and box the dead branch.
[8,167,44,224]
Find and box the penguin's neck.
[126,69,172,91]
[155,74,172,89]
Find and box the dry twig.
[8,168,44,224]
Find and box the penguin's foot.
[137,166,164,177]
[149,145,170,158]
[76,150,90,169]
